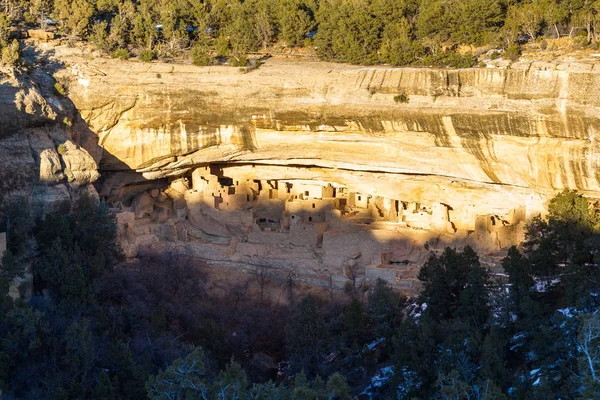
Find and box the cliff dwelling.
[3,46,596,297]
[115,163,535,294]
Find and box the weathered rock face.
[0,66,100,216]
[45,53,600,290]
[60,58,600,199]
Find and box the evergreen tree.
[278,0,314,47]
[342,299,368,349]
[146,347,209,399]
[285,295,328,376]
[418,246,483,322]
[53,0,95,40]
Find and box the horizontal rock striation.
[34,51,600,291]
[60,58,600,200]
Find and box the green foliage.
[368,278,403,341]
[524,190,600,281]
[416,0,504,46]
[110,48,130,60]
[420,50,476,68]
[146,348,353,400]
[146,347,208,399]
[315,0,383,64]
[278,0,314,47]
[54,81,67,96]
[0,195,33,256]
[0,12,10,46]
[35,195,121,306]
[285,295,328,376]
[138,49,155,62]
[394,92,409,103]
[190,42,213,66]
[1,0,599,70]
[418,246,488,323]
[1,40,20,67]
[505,43,521,62]
[576,313,600,397]
[89,21,110,52]
[502,246,534,316]
[56,143,67,155]
[212,359,249,399]
[342,299,368,349]
[53,0,94,40]
[379,17,424,66]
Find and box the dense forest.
[3,186,600,399]
[1,0,600,67]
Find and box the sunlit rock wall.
[45,54,600,290]
[61,58,600,204]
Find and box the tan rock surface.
[0,65,100,216]
[8,43,600,291]
[52,55,600,206]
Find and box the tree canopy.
[2,0,600,67]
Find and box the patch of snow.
[530,368,540,376]
[395,368,422,400]
[367,338,385,351]
[534,278,561,293]
[558,308,575,318]
[511,333,525,341]
[360,366,396,399]
[78,78,90,88]
[372,366,394,388]
[510,342,524,351]
[533,377,541,386]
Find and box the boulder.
[27,29,55,41]
[39,149,64,184]
[133,192,155,218]
[169,179,189,195]
[189,212,230,238]
[59,141,100,186]
[157,191,168,202]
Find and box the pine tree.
[285,295,328,376]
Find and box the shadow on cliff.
[0,80,57,140]
[0,44,149,201]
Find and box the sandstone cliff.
[0,64,99,216]
[54,54,600,206]
[7,44,600,292]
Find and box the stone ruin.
[114,164,535,295]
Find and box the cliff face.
[0,66,99,216]
[18,49,600,291]
[62,58,600,196]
